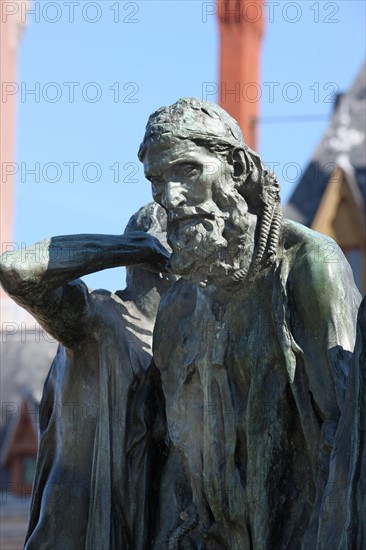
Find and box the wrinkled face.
[145,137,229,200]
[142,137,241,279]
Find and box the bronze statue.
[0,203,173,549]
[138,98,362,548]
[0,98,363,549]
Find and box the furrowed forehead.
[142,137,204,173]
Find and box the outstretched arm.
[0,231,170,346]
[0,231,170,297]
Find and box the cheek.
[186,179,213,203]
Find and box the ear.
[230,148,251,179]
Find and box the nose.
[162,181,186,210]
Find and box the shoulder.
[283,219,353,281]
[282,219,360,311]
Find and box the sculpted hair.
[139,97,281,209]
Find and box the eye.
[180,163,201,179]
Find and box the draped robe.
[152,220,361,549]
[316,295,366,548]
[24,283,163,550]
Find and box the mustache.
[167,205,228,227]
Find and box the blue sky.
[14,0,366,290]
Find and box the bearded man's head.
[138,98,282,287]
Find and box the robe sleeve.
[288,238,360,418]
[0,232,170,348]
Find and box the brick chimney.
[0,0,28,296]
[217,0,264,150]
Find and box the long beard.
[167,197,255,287]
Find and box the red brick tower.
[0,0,28,295]
[0,1,28,250]
[0,0,27,253]
[217,0,264,150]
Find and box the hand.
[124,231,171,273]
[144,233,172,273]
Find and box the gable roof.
[284,62,366,226]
